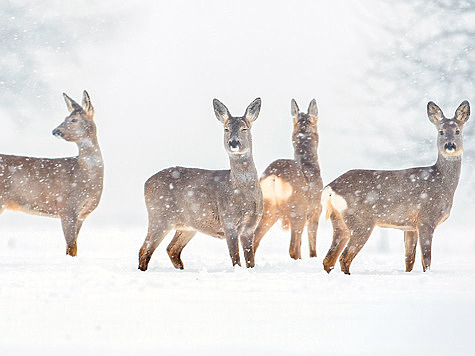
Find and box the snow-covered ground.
[1,213,474,355]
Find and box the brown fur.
[138,98,263,270]
[253,99,323,259]
[323,101,470,274]
[0,91,103,256]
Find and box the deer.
[322,100,470,274]
[138,98,263,271]
[253,99,323,259]
[0,91,103,256]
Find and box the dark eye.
[241,127,248,131]
[439,130,444,136]
[71,118,78,123]
[224,128,229,132]
[455,129,460,135]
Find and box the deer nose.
[52,128,63,137]
[229,140,241,151]
[444,142,457,152]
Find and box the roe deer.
[138,98,263,270]
[322,101,470,274]
[253,99,323,259]
[0,91,103,256]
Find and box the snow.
[1,214,474,355]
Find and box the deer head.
[291,99,319,152]
[213,98,261,155]
[427,100,470,159]
[52,90,96,143]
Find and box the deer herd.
[1,91,470,274]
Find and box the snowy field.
[1,213,474,355]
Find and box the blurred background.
[0,0,473,239]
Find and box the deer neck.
[293,134,320,178]
[433,152,462,192]
[229,151,259,190]
[76,137,104,175]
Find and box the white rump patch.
[260,175,293,204]
[321,186,348,219]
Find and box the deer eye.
[439,130,444,136]
[455,129,460,135]
[224,128,229,132]
[71,118,78,123]
[241,127,248,132]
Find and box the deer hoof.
[66,246,77,257]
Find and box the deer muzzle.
[229,139,241,152]
[444,142,457,153]
[52,128,64,138]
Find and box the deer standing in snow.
[322,101,470,274]
[0,91,103,256]
[253,99,323,259]
[138,98,262,270]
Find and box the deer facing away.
[253,99,323,259]
[138,98,263,270]
[322,101,470,274]
[0,91,103,256]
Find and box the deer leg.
[289,217,306,260]
[240,227,257,268]
[138,219,171,271]
[225,230,241,267]
[418,224,434,272]
[404,230,418,272]
[252,202,278,254]
[166,230,196,270]
[339,224,374,275]
[323,212,350,273]
[60,213,79,257]
[307,208,322,258]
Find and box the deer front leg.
[418,224,434,272]
[239,226,256,268]
[60,213,79,256]
[404,230,418,272]
[224,228,241,267]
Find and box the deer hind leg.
[404,230,418,272]
[418,224,435,272]
[289,215,306,260]
[307,207,322,258]
[323,212,350,273]
[252,200,278,254]
[138,216,171,271]
[60,212,79,257]
[166,230,196,270]
[339,222,374,275]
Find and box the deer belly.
[6,199,59,217]
[176,210,225,239]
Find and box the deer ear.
[455,100,470,124]
[427,101,444,125]
[307,99,318,120]
[213,99,231,123]
[63,93,82,113]
[82,90,94,118]
[244,97,261,123]
[291,99,299,119]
